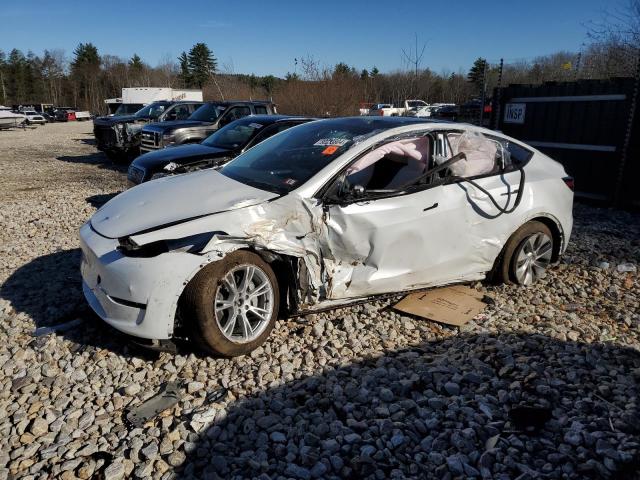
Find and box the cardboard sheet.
[393,285,486,326]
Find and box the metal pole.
[479,61,487,126]
[613,48,640,207]
[493,58,504,130]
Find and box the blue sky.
[0,0,617,77]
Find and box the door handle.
[423,202,439,211]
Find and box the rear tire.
[496,221,554,285]
[182,251,279,357]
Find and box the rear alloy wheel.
[514,232,553,285]
[182,251,279,357]
[497,221,554,285]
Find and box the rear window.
[254,106,268,115]
[505,141,533,166]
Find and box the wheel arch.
[173,246,301,336]
[526,214,564,262]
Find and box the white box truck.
[105,88,203,115]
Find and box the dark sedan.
[127,115,314,185]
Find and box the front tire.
[497,221,554,285]
[182,251,279,357]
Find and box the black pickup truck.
[139,101,276,153]
[128,115,313,184]
[93,100,203,160]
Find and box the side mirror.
[351,184,365,198]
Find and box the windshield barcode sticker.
[314,138,349,147]
[248,123,263,129]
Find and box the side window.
[189,104,201,114]
[174,105,191,120]
[434,130,500,178]
[219,106,251,127]
[344,136,431,193]
[165,104,190,121]
[504,141,533,168]
[254,105,268,115]
[248,123,295,147]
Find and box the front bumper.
[79,222,204,340]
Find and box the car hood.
[94,114,146,126]
[132,144,231,170]
[91,169,278,238]
[144,120,211,132]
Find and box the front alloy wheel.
[182,251,280,357]
[215,264,275,343]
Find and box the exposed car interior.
[343,130,505,195]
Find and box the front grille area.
[94,126,117,147]
[140,131,160,151]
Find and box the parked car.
[366,103,393,116]
[80,116,573,356]
[92,100,203,161]
[53,108,75,122]
[128,115,313,185]
[369,100,428,116]
[22,110,46,125]
[74,111,92,121]
[432,104,460,120]
[139,101,276,153]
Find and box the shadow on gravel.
[0,248,156,359]
[75,137,96,146]
[176,333,640,480]
[86,193,119,208]
[56,152,128,174]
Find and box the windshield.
[115,103,143,115]
[190,103,225,122]
[202,119,265,150]
[220,118,386,195]
[135,102,170,119]
[407,100,427,109]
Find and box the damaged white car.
[80,117,574,356]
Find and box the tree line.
[0,28,637,116]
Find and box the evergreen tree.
[333,62,356,78]
[0,50,6,104]
[371,66,380,77]
[187,43,217,88]
[7,49,27,103]
[71,43,100,109]
[129,54,145,85]
[467,57,488,91]
[178,51,191,87]
[360,69,369,80]
[261,75,276,96]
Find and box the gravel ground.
[0,122,639,480]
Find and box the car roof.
[235,114,314,124]
[204,100,273,106]
[312,116,457,128]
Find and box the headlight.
[117,232,218,257]
[162,133,175,145]
[127,165,146,184]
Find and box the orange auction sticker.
[322,146,338,155]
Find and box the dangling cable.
[456,167,526,216]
